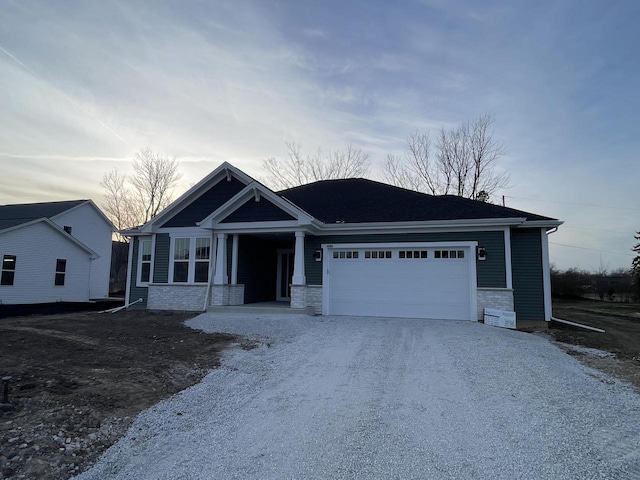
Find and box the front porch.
[207,301,316,315]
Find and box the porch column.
[213,233,228,284]
[292,231,306,285]
[231,234,239,285]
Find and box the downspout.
[550,316,605,333]
[542,227,558,321]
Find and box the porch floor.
[207,301,315,316]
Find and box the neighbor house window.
[1,255,16,286]
[173,238,190,282]
[194,237,211,283]
[139,239,153,284]
[55,259,66,286]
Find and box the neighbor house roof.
[279,178,555,224]
[0,200,89,231]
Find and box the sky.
[0,0,638,272]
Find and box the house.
[0,200,114,304]
[123,162,562,328]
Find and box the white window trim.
[168,235,212,284]
[136,236,155,287]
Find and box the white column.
[213,233,228,285]
[504,228,513,289]
[292,231,306,285]
[231,234,239,285]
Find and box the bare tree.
[262,142,370,190]
[382,114,509,200]
[632,231,640,300]
[101,148,182,235]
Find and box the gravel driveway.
[77,314,640,479]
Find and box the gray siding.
[511,228,545,320]
[304,231,506,287]
[128,237,148,309]
[161,177,245,227]
[153,234,170,283]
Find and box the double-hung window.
[55,259,67,286]
[173,238,190,282]
[1,255,16,286]
[172,236,211,283]
[194,238,211,283]
[140,239,153,283]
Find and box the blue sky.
[1,0,638,271]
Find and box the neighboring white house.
[0,200,114,305]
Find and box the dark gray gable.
[220,197,296,223]
[161,177,246,227]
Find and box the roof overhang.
[312,217,529,235]
[517,220,564,229]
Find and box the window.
[173,238,190,282]
[194,237,211,283]
[55,259,66,286]
[364,250,392,259]
[399,250,428,259]
[434,250,465,259]
[333,250,359,259]
[171,236,212,283]
[63,226,72,234]
[140,239,152,283]
[1,255,16,286]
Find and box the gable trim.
[140,162,254,233]
[0,218,99,258]
[198,181,316,229]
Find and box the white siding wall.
[0,223,92,304]
[53,203,113,298]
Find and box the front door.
[276,250,294,301]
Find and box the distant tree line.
[551,266,637,302]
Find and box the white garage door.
[325,245,474,320]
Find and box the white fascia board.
[315,217,527,235]
[1,218,99,258]
[140,162,254,233]
[517,220,564,229]
[322,240,478,249]
[52,200,116,231]
[198,181,315,228]
[156,226,212,236]
[211,221,318,234]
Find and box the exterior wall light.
[477,247,487,261]
[314,249,323,262]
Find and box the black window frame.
[55,258,67,286]
[1,254,16,286]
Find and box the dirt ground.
[1,302,638,479]
[0,310,241,480]
[549,299,640,390]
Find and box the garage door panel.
[327,246,472,320]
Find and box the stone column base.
[211,284,245,306]
[290,285,322,313]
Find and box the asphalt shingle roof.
[279,179,555,224]
[0,200,87,231]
